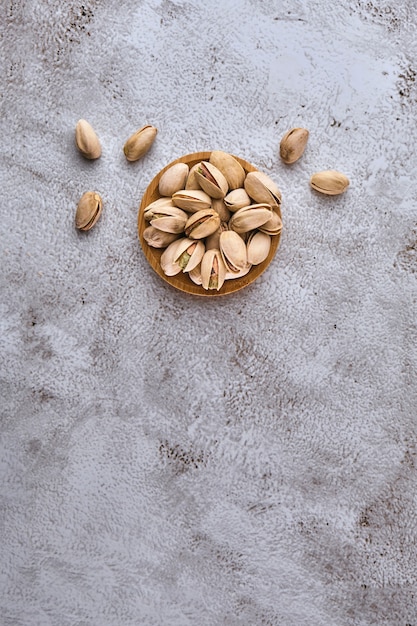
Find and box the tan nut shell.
[158,163,189,197]
[143,226,179,249]
[144,197,175,220]
[149,206,188,234]
[224,188,252,212]
[310,170,350,195]
[219,230,247,273]
[172,189,212,213]
[123,125,157,161]
[247,231,271,265]
[212,198,231,222]
[280,128,309,164]
[229,204,272,234]
[258,211,283,236]
[201,249,227,291]
[195,162,229,199]
[75,119,101,160]
[185,164,202,190]
[185,209,221,240]
[244,171,282,208]
[209,151,246,190]
[75,191,103,231]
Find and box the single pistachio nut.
[75,119,101,160]
[209,151,246,189]
[185,163,202,190]
[229,203,272,234]
[195,161,229,199]
[161,238,205,275]
[148,205,188,234]
[172,189,211,213]
[310,170,350,195]
[224,188,252,212]
[201,249,227,291]
[212,198,231,222]
[258,211,283,236]
[225,262,252,280]
[123,125,157,161]
[185,209,221,240]
[205,222,229,250]
[158,163,189,197]
[219,230,247,273]
[144,197,176,220]
[75,191,103,231]
[280,128,309,164]
[143,226,179,249]
[247,231,271,265]
[244,171,282,208]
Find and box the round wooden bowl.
[138,152,282,296]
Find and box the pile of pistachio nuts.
[143,151,283,291]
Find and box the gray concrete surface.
[1,1,417,625]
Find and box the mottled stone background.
[1,1,417,625]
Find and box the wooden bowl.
[138,152,282,296]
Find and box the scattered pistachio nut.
[195,161,228,199]
[279,127,309,164]
[185,209,221,240]
[75,191,103,231]
[201,249,227,291]
[219,230,247,273]
[229,203,272,234]
[244,171,282,208]
[124,125,157,161]
[310,170,349,195]
[75,119,101,160]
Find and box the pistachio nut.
[185,163,202,190]
[224,188,251,212]
[149,205,188,234]
[172,189,211,213]
[229,203,272,234]
[195,161,228,199]
[144,197,176,220]
[75,119,101,160]
[158,163,189,197]
[244,171,282,208]
[219,230,247,273]
[212,198,231,222]
[225,262,252,280]
[123,125,157,161]
[161,238,205,275]
[75,191,103,231]
[185,209,221,240]
[310,170,350,195]
[247,231,271,265]
[279,127,309,164]
[143,226,179,249]
[258,211,283,236]
[201,249,227,291]
[209,151,246,190]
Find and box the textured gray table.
[1,1,417,625]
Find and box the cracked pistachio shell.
[195,161,229,199]
[158,163,189,197]
[209,151,246,190]
[185,209,221,240]
[143,226,179,249]
[189,264,203,285]
[205,221,229,250]
[144,197,175,220]
[225,262,252,280]
[219,230,247,273]
[229,204,272,234]
[258,211,283,236]
[149,206,188,234]
[310,170,349,195]
[201,249,227,291]
[75,191,103,231]
[160,237,205,275]
[75,119,101,159]
[224,188,251,212]
[247,231,271,265]
[244,171,282,208]
[185,164,202,190]
[123,125,157,161]
[171,189,211,213]
[280,127,309,164]
[160,239,184,276]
